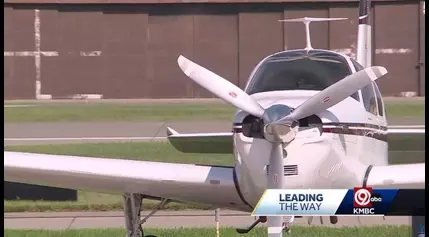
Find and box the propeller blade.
[267,143,286,237]
[275,66,387,123]
[267,216,284,237]
[177,55,265,118]
[267,143,285,189]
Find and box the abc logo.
[370,194,383,202]
[353,187,382,207]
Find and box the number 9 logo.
[354,189,371,206]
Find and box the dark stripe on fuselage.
[232,167,254,210]
[197,164,254,210]
[323,122,387,131]
[322,127,387,142]
[362,165,373,187]
[232,122,388,142]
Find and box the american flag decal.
[266,165,298,176]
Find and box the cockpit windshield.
[245,50,359,101]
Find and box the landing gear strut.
[123,193,170,237]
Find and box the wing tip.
[166,127,179,136]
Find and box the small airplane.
[4,0,425,237]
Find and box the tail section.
[357,0,372,67]
[279,17,347,50]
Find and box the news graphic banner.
[252,188,425,216]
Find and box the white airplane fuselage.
[232,91,388,207]
[229,50,389,208]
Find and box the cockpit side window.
[361,83,378,115]
[351,59,379,115]
[246,51,360,101]
[351,59,365,71]
[372,82,384,117]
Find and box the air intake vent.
[284,165,298,176]
[266,165,298,176]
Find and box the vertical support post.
[34,9,42,99]
[123,193,144,237]
[419,1,425,96]
[130,194,142,237]
[123,193,135,237]
[215,208,220,237]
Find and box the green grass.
[384,102,425,118]
[4,141,233,212]
[4,101,424,123]
[3,226,411,237]
[4,103,236,122]
[4,191,211,212]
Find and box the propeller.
[177,55,387,237]
[177,55,265,118]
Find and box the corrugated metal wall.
[4,1,425,99]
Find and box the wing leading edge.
[167,127,233,153]
[4,151,250,211]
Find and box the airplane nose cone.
[263,104,294,123]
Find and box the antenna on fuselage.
[279,17,348,50]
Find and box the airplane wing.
[167,126,425,154]
[387,127,425,152]
[366,163,425,189]
[367,127,425,189]
[4,151,250,211]
[167,127,233,153]
[387,127,425,134]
